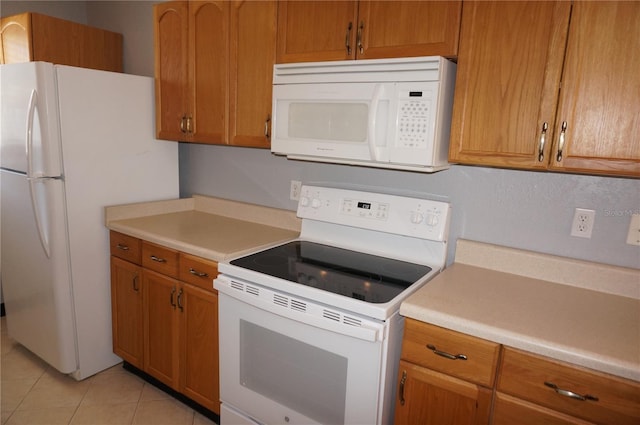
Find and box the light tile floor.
[1,317,218,425]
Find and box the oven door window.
[240,320,348,424]
[219,293,384,425]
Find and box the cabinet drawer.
[498,347,640,425]
[493,392,594,425]
[142,241,179,278]
[400,319,500,387]
[110,231,141,265]
[179,253,218,292]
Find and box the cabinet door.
[143,269,180,389]
[189,1,228,144]
[110,257,143,368]
[154,2,189,141]
[449,1,571,170]
[229,0,277,148]
[0,13,32,63]
[549,1,640,177]
[394,360,492,425]
[276,1,358,63]
[357,1,461,60]
[179,284,219,414]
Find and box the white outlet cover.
[570,208,595,238]
[626,213,640,246]
[290,180,302,201]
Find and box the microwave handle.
[368,83,384,161]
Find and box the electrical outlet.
[570,208,595,238]
[290,180,302,201]
[626,214,640,246]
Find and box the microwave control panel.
[395,83,434,149]
[396,88,433,149]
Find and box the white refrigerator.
[0,62,179,380]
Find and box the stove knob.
[300,196,310,207]
[311,198,322,209]
[411,211,424,224]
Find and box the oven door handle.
[215,276,384,342]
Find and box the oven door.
[216,275,388,425]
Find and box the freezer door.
[0,62,63,177]
[0,170,77,373]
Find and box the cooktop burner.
[230,241,432,304]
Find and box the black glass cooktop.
[230,240,432,304]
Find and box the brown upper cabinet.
[0,12,123,72]
[449,1,640,178]
[276,1,462,63]
[154,1,276,148]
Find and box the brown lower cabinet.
[394,319,499,425]
[110,231,219,415]
[395,319,640,425]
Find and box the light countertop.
[105,195,301,262]
[400,239,640,381]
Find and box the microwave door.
[271,83,391,163]
[368,83,393,163]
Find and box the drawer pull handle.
[189,268,208,278]
[177,288,184,311]
[538,121,548,162]
[544,382,599,402]
[556,121,567,162]
[170,287,177,308]
[426,344,467,361]
[345,22,352,55]
[150,255,166,263]
[399,370,407,406]
[116,244,129,251]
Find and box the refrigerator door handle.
[25,89,52,258]
[28,176,52,258]
[26,89,38,178]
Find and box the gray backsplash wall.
[4,1,639,269]
[180,144,639,269]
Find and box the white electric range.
[214,185,451,425]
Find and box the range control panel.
[297,185,450,242]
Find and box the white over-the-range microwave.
[271,56,456,172]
